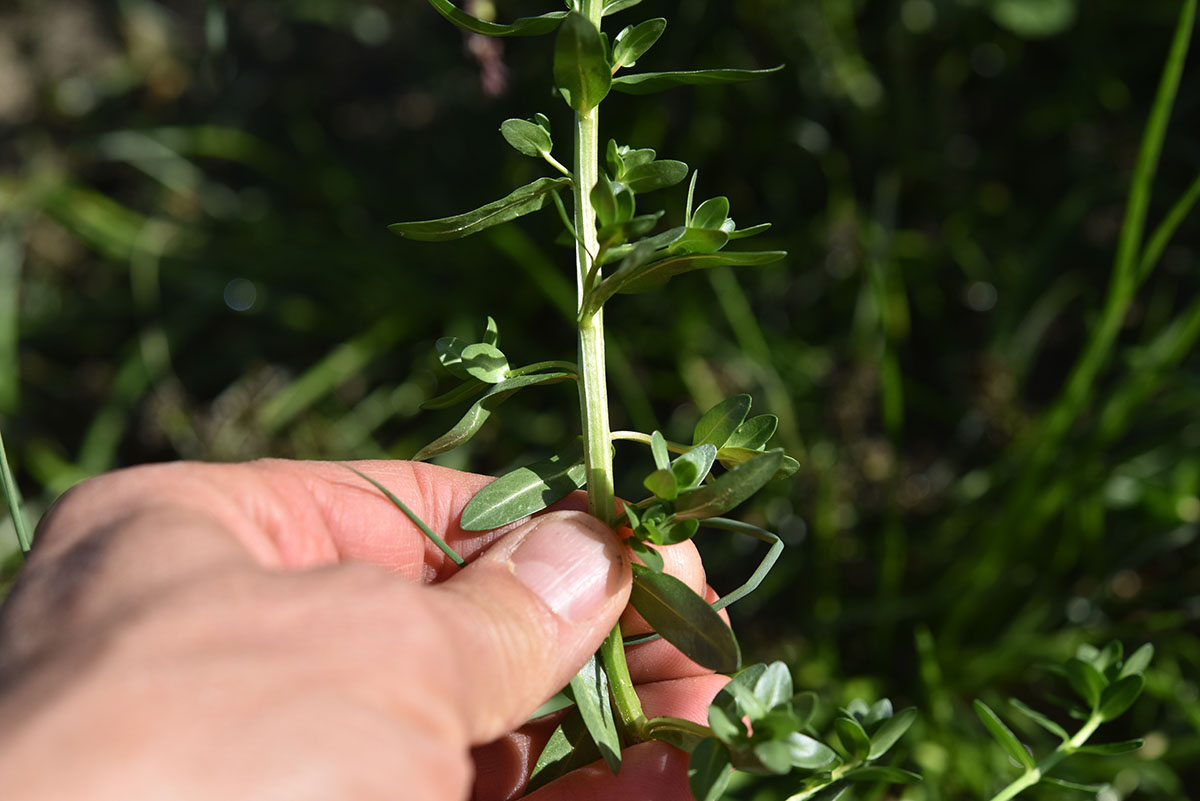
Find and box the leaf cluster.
[973,642,1153,798]
[687,663,919,801]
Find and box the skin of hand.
[0,459,729,801]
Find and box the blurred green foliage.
[1,0,1197,798]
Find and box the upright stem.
[572,0,647,741]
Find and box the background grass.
[1,0,1198,798]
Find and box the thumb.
[422,510,631,744]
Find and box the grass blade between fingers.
[342,465,464,567]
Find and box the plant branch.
[986,714,1103,801]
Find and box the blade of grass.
[342,465,465,567]
[1026,0,1194,471]
[1136,172,1200,284]
[0,426,31,554]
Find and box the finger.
[30,460,579,580]
[638,673,730,726]
[419,510,631,744]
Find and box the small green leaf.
[752,740,793,774]
[622,159,689,193]
[568,654,622,773]
[554,12,611,111]
[694,395,752,448]
[1119,643,1154,678]
[629,538,664,572]
[1041,776,1108,793]
[1073,739,1144,756]
[426,0,567,37]
[688,738,734,801]
[630,563,741,672]
[527,708,602,792]
[591,172,618,227]
[483,315,500,347]
[867,707,917,760]
[672,444,717,490]
[974,700,1035,770]
[1098,674,1144,721]
[1008,698,1069,741]
[644,467,679,501]
[459,442,586,530]
[390,176,571,241]
[692,197,731,230]
[673,449,784,520]
[413,372,572,461]
[611,65,785,95]
[602,0,643,15]
[612,18,666,70]
[1065,658,1108,709]
[650,430,671,470]
[792,691,819,729]
[726,414,778,450]
[833,716,871,762]
[597,212,663,249]
[458,342,509,383]
[584,249,786,311]
[707,703,747,744]
[786,732,839,770]
[500,117,553,158]
[752,662,793,710]
[843,766,922,784]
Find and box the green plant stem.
[571,0,647,743]
[0,425,32,554]
[986,715,1102,801]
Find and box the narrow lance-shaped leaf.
[1065,657,1108,709]
[612,18,666,71]
[1073,739,1144,755]
[867,707,917,760]
[426,0,566,37]
[567,654,622,773]
[459,440,586,530]
[1098,674,1144,721]
[526,709,602,793]
[650,430,671,470]
[974,700,1036,770]
[1041,777,1109,793]
[390,177,571,241]
[1119,643,1154,678]
[583,249,786,314]
[672,449,784,520]
[1008,698,1068,741]
[602,0,643,16]
[834,716,871,762]
[413,372,572,461]
[612,65,785,95]
[419,377,487,410]
[630,563,740,673]
[726,414,778,449]
[693,394,752,448]
[688,738,734,801]
[554,12,611,112]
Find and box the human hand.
[0,459,728,800]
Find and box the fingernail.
[509,513,622,623]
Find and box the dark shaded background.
[1,1,1198,798]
